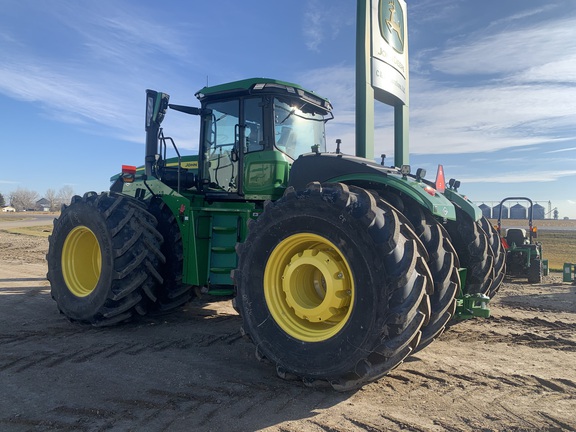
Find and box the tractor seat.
[506,228,528,246]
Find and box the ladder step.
[210,267,235,274]
[211,246,236,253]
[213,226,236,233]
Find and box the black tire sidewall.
[239,198,384,379]
[49,201,114,321]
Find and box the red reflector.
[435,165,446,193]
[424,186,436,196]
[122,165,137,174]
[121,165,137,183]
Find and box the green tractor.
[47,78,504,390]
[497,197,543,284]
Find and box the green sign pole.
[394,105,409,166]
[356,0,409,166]
[355,0,375,160]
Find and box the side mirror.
[146,90,170,131]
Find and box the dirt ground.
[0,227,575,432]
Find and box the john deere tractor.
[47,78,504,390]
[497,197,543,283]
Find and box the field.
[0,216,575,431]
[537,230,576,270]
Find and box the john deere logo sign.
[371,0,408,105]
[379,0,404,54]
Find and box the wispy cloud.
[295,7,576,161]
[432,16,576,78]
[408,10,576,156]
[55,3,192,64]
[545,147,576,154]
[462,170,576,183]
[302,1,354,52]
[0,2,198,142]
[303,3,324,52]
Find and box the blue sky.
[1,0,575,218]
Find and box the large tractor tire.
[47,192,165,326]
[234,182,432,391]
[148,198,193,311]
[377,192,459,351]
[445,205,494,295]
[479,216,506,298]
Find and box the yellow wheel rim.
[264,233,354,342]
[62,226,102,297]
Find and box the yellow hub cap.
[264,233,354,342]
[62,226,102,297]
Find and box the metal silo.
[510,203,527,219]
[493,204,508,219]
[533,203,545,220]
[478,203,491,219]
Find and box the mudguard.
[289,153,456,220]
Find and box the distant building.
[493,204,508,219]
[533,203,545,220]
[36,198,51,212]
[510,203,527,219]
[478,203,492,219]
[2,206,16,212]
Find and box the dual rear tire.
[47,192,190,326]
[47,192,165,326]
[234,182,432,390]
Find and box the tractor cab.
[140,78,333,202]
[195,79,332,200]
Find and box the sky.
[1,0,575,219]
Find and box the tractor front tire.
[479,216,506,298]
[445,206,494,295]
[47,192,165,326]
[383,195,460,352]
[234,182,431,391]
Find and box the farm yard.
[0,213,575,431]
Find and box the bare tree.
[57,185,75,208]
[45,188,59,211]
[9,187,39,211]
[0,192,5,207]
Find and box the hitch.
[454,268,491,320]
[454,293,491,320]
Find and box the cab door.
[200,97,264,196]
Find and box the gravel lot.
[1,222,575,431]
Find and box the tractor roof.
[195,78,332,111]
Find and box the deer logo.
[379,0,405,53]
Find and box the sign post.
[356,0,409,166]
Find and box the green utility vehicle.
[497,197,543,283]
[47,78,504,390]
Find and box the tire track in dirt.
[440,314,576,351]
[441,329,576,351]
[24,381,332,431]
[359,364,576,431]
[389,367,576,396]
[0,315,245,374]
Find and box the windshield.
[274,97,328,160]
